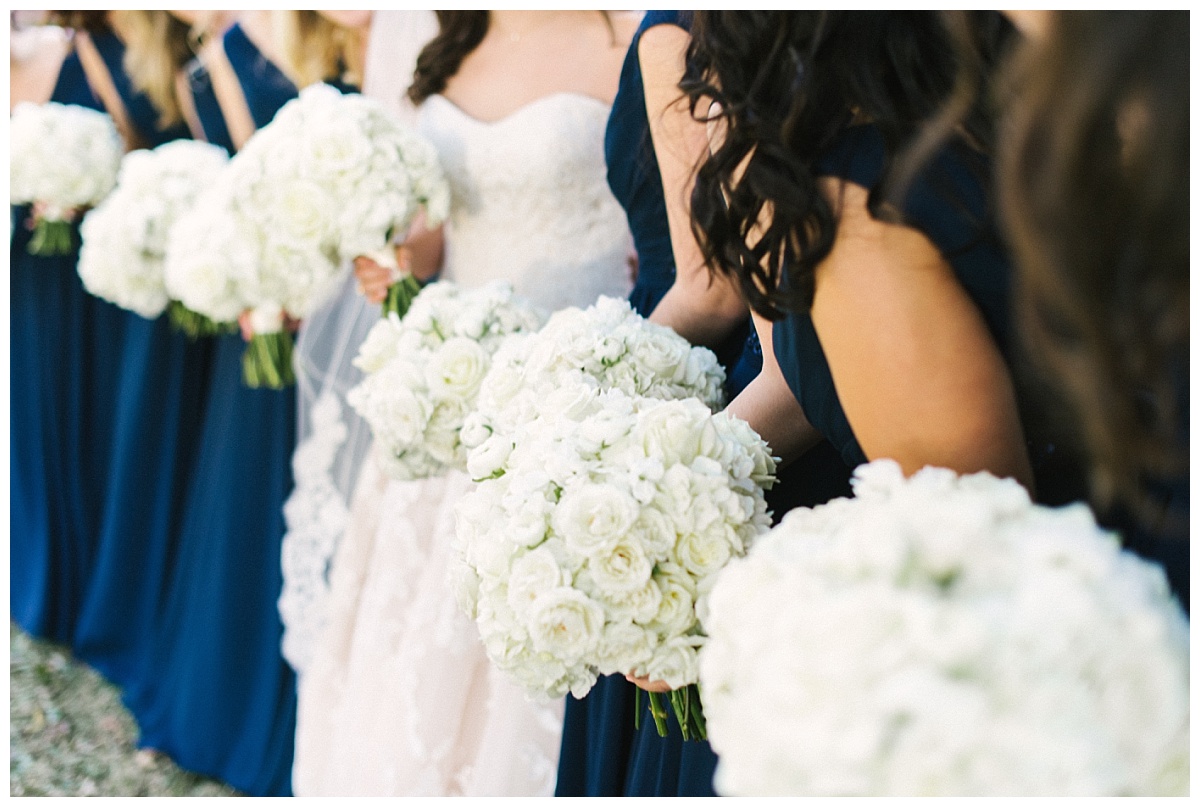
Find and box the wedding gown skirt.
[294,465,562,794]
[292,90,632,795]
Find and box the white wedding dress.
[291,90,633,796]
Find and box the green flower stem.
[28,219,75,256]
[691,688,707,739]
[381,273,423,319]
[242,331,295,389]
[168,301,235,339]
[634,684,708,742]
[646,691,670,738]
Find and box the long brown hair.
[998,11,1189,517]
[407,11,617,105]
[407,11,489,105]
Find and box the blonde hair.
[112,10,193,129]
[272,10,364,89]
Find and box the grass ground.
[9,622,239,797]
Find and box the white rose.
[459,413,494,450]
[506,546,569,618]
[595,620,656,675]
[643,635,702,689]
[673,525,735,580]
[467,433,513,481]
[651,565,698,637]
[425,336,490,401]
[599,577,663,625]
[270,176,333,246]
[375,382,431,445]
[353,314,405,372]
[526,588,605,664]
[448,555,481,618]
[587,537,653,594]
[630,327,691,379]
[635,401,705,465]
[628,506,678,561]
[552,483,640,555]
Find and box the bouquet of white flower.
[471,296,727,435]
[346,279,544,480]
[700,459,1190,796]
[454,383,776,740]
[172,83,450,387]
[78,140,232,331]
[162,174,261,338]
[10,101,123,255]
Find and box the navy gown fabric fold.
[125,26,355,796]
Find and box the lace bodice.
[418,93,633,312]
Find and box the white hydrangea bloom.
[11,101,122,219]
[701,459,1190,796]
[79,141,229,318]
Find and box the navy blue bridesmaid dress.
[10,42,98,644]
[557,11,852,797]
[126,25,354,797]
[66,31,215,708]
[125,24,297,796]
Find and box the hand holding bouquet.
[454,383,776,740]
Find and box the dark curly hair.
[998,11,1189,515]
[682,11,1015,320]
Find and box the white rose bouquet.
[163,174,261,337]
[10,101,123,256]
[472,296,726,435]
[700,459,1190,796]
[454,383,776,740]
[78,140,232,333]
[186,83,450,387]
[346,279,543,480]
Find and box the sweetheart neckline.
[424,91,610,126]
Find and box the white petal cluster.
[346,280,543,480]
[10,102,123,219]
[473,295,726,435]
[162,83,450,322]
[454,383,776,700]
[78,141,229,318]
[162,173,260,324]
[701,459,1190,796]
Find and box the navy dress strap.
[606,10,690,319]
[222,24,300,129]
[87,29,191,148]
